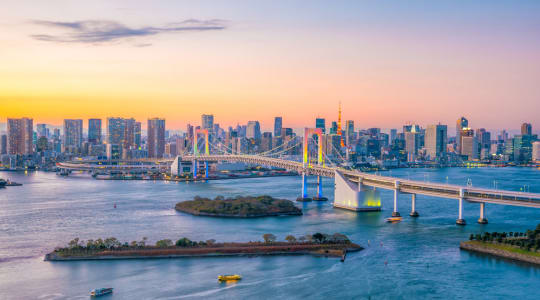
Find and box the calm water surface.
[0,167,539,299]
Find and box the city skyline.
[0,114,537,137]
[2,1,540,129]
[2,2,540,299]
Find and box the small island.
[175,195,302,218]
[460,223,540,266]
[44,233,362,261]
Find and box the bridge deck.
[57,155,540,208]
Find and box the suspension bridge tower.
[297,128,327,201]
[193,128,209,179]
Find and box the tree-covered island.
[175,195,302,217]
[460,223,540,266]
[44,233,362,261]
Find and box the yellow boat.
[218,274,242,281]
[385,217,403,223]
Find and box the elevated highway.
[57,154,540,224]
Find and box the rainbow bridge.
[57,153,540,224]
[56,128,540,225]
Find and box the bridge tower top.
[193,128,209,157]
[304,128,323,167]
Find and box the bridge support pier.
[456,188,466,225]
[392,181,400,217]
[313,176,328,201]
[478,202,488,224]
[204,162,209,179]
[297,172,312,202]
[193,160,198,178]
[409,194,419,217]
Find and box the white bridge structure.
[57,128,540,225]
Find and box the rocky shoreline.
[175,195,303,218]
[175,207,302,218]
[44,243,362,261]
[460,241,540,266]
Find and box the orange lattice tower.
[338,101,344,147]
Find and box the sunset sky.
[1,0,539,132]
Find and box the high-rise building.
[123,118,137,151]
[106,143,121,160]
[147,118,165,158]
[475,128,491,152]
[134,122,142,148]
[459,128,474,155]
[165,142,177,157]
[53,128,60,139]
[7,118,33,155]
[461,136,478,160]
[345,120,354,145]
[107,118,126,145]
[315,118,325,134]
[532,141,540,162]
[512,134,538,162]
[202,114,214,131]
[274,117,282,137]
[330,122,338,135]
[63,119,83,152]
[246,121,261,140]
[36,124,48,138]
[498,130,509,142]
[368,128,381,137]
[390,129,397,144]
[425,124,447,159]
[521,123,532,136]
[1,134,7,154]
[88,119,102,144]
[283,128,294,137]
[403,124,421,133]
[405,131,419,162]
[186,124,194,140]
[456,117,468,153]
[261,132,273,152]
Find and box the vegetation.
[49,232,352,258]
[175,195,302,217]
[468,223,540,253]
[263,233,277,243]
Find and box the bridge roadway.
[57,154,540,208]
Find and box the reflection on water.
[0,167,539,299]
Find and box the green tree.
[331,233,350,244]
[263,233,277,243]
[139,237,148,247]
[68,238,80,249]
[176,237,193,247]
[285,235,297,243]
[95,238,104,249]
[156,239,173,248]
[469,234,474,241]
[312,233,325,243]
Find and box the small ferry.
[218,274,242,281]
[5,180,22,186]
[385,216,403,223]
[90,288,113,297]
[0,179,6,188]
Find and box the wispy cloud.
[30,19,227,45]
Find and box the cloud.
[30,19,227,45]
